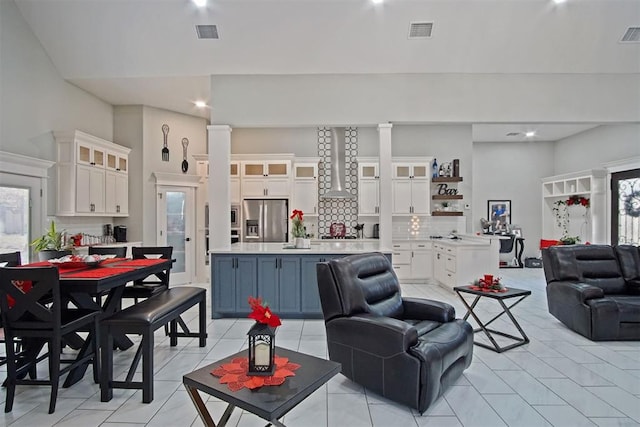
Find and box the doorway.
[611,168,640,245]
[0,172,45,264]
[156,186,195,284]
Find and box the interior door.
[0,172,43,264]
[156,186,195,284]
[611,168,640,245]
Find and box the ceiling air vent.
[408,22,433,39]
[196,25,219,39]
[621,27,640,42]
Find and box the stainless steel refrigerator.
[242,199,289,243]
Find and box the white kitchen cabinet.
[392,179,429,215]
[55,130,130,217]
[391,241,433,282]
[76,165,105,214]
[432,241,497,292]
[411,242,433,279]
[105,171,128,215]
[241,160,291,198]
[293,161,319,215]
[358,162,379,215]
[392,160,430,215]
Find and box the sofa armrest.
[326,314,418,357]
[548,281,604,304]
[402,297,455,323]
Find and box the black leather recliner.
[316,252,473,414]
[542,244,640,341]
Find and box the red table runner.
[115,258,166,267]
[63,267,135,278]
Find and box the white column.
[378,124,393,252]
[208,125,232,251]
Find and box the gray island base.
[210,242,389,319]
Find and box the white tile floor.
[2,267,640,426]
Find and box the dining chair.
[0,266,101,414]
[120,246,191,335]
[87,246,127,258]
[0,252,22,367]
[121,246,173,303]
[87,246,127,306]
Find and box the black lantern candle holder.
[247,322,276,376]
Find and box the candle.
[254,342,270,366]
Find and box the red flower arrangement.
[566,195,590,208]
[248,296,281,327]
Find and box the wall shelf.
[432,211,464,216]
[432,177,463,183]
[432,195,463,200]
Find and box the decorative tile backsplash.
[317,127,359,237]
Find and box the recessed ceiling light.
[552,0,566,4]
[525,131,536,138]
[195,101,207,108]
[372,0,384,4]
[192,0,207,7]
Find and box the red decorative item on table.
[471,275,507,292]
[211,355,300,392]
[246,296,281,376]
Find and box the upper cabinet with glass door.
[241,159,291,198]
[54,130,130,217]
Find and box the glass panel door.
[156,186,195,284]
[612,168,640,245]
[0,186,30,263]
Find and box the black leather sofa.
[316,252,473,414]
[542,244,640,341]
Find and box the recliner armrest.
[548,281,604,304]
[402,297,455,323]
[326,314,418,357]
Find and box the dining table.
[20,257,173,387]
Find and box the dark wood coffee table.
[183,347,340,427]
[454,285,531,353]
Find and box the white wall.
[473,141,556,258]
[210,74,640,127]
[0,0,113,160]
[554,124,640,174]
[0,0,114,228]
[141,106,208,244]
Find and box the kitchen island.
[210,241,388,319]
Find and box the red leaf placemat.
[20,261,87,272]
[63,267,135,278]
[99,257,128,265]
[116,259,166,267]
[211,355,300,391]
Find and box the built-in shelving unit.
[431,176,464,216]
[541,169,607,243]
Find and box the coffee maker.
[372,223,380,239]
[113,225,127,242]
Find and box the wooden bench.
[100,287,207,403]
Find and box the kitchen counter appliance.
[113,225,127,242]
[242,199,288,243]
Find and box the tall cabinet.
[541,169,607,243]
[55,130,130,217]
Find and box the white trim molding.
[152,172,201,187]
[603,156,640,173]
[0,151,54,177]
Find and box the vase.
[295,237,305,248]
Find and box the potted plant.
[31,221,72,261]
[441,201,451,211]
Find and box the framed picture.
[487,200,511,227]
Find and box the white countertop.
[212,241,385,254]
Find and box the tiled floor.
[1,268,640,426]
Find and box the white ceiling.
[14,0,640,142]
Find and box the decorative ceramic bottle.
[432,158,438,178]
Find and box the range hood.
[320,127,356,200]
